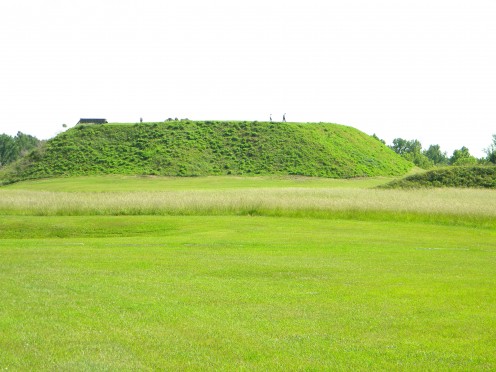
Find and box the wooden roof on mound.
[77,118,108,124]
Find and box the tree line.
[0,132,42,167]
[374,134,496,169]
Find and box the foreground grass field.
[1,174,390,191]
[1,176,495,370]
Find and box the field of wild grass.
[1,187,495,221]
[1,176,495,370]
[2,176,496,221]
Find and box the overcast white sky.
[1,0,495,157]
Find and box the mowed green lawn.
[2,174,389,192]
[1,176,495,370]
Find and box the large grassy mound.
[382,166,496,189]
[2,121,412,182]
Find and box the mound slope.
[382,166,496,189]
[2,121,412,182]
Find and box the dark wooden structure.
[77,118,108,124]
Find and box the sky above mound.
[0,0,495,157]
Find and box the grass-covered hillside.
[2,121,412,182]
[383,166,496,189]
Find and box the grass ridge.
[383,166,496,189]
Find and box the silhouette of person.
[270,114,272,122]
[283,113,286,122]
[140,117,143,123]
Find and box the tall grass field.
[1,176,495,370]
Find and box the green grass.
[383,166,496,189]
[1,176,495,370]
[1,176,495,229]
[1,174,392,192]
[1,216,495,370]
[1,120,412,183]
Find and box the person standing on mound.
[283,113,286,122]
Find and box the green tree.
[390,138,433,169]
[15,132,40,156]
[0,134,19,166]
[449,146,477,166]
[423,144,448,165]
[390,138,422,155]
[0,132,41,167]
[484,134,496,164]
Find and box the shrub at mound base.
[382,166,496,189]
[2,121,412,183]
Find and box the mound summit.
[3,121,412,182]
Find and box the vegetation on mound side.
[1,121,412,183]
[382,166,496,189]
